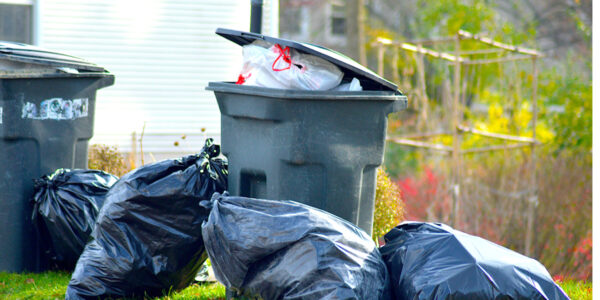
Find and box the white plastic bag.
[236,41,343,90]
[332,77,363,91]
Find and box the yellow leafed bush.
[372,167,405,243]
[87,144,132,177]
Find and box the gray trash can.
[0,42,114,272]
[207,29,407,234]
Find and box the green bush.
[373,168,405,243]
[87,144,132,177]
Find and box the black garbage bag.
[201,193,390,300]
[31,169,118,270]
[66,138,227,299]
[379,222,569,300]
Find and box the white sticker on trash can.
[0,106,2,124]
[21,98,88,120]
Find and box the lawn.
[0,271,225,300]
[0,271,591,299]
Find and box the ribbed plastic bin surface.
[208,82,406,234]
[0,41,114,272]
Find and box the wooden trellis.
[375,30,542,256]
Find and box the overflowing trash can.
[207,29,407,234]
[0,42,114,272]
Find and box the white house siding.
[261,0,279,37]
[36,0,278,159]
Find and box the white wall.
[37,0,277,155]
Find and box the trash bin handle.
[389,97,408,114]
[97,75,115,89]
[241,32,264,40]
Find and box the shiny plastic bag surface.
[237,40,344,90]
[201,193,390,300]
[66,139,227,299]
[32,169,118,270]
[380,222,570,300]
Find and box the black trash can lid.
[216,28,399,92]
[0,41,107,73]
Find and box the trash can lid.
[216,28,399,92]
[0,41,107,73]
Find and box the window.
[0,2,33,44]
[330,1,346,36]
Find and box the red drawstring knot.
[236,73,251,85]
[272,44,292,71]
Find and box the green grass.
[0,272,225,300]
[0,271,592,299]
[154,283,225,300]
[0,271,70,299]
[558,280,593,300]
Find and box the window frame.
[325,0,347,46]
[329,1,346,37]
[0,0,36,44]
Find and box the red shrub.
[392,151,591,282]
[396,167,451,223]
[571,232,592,281]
